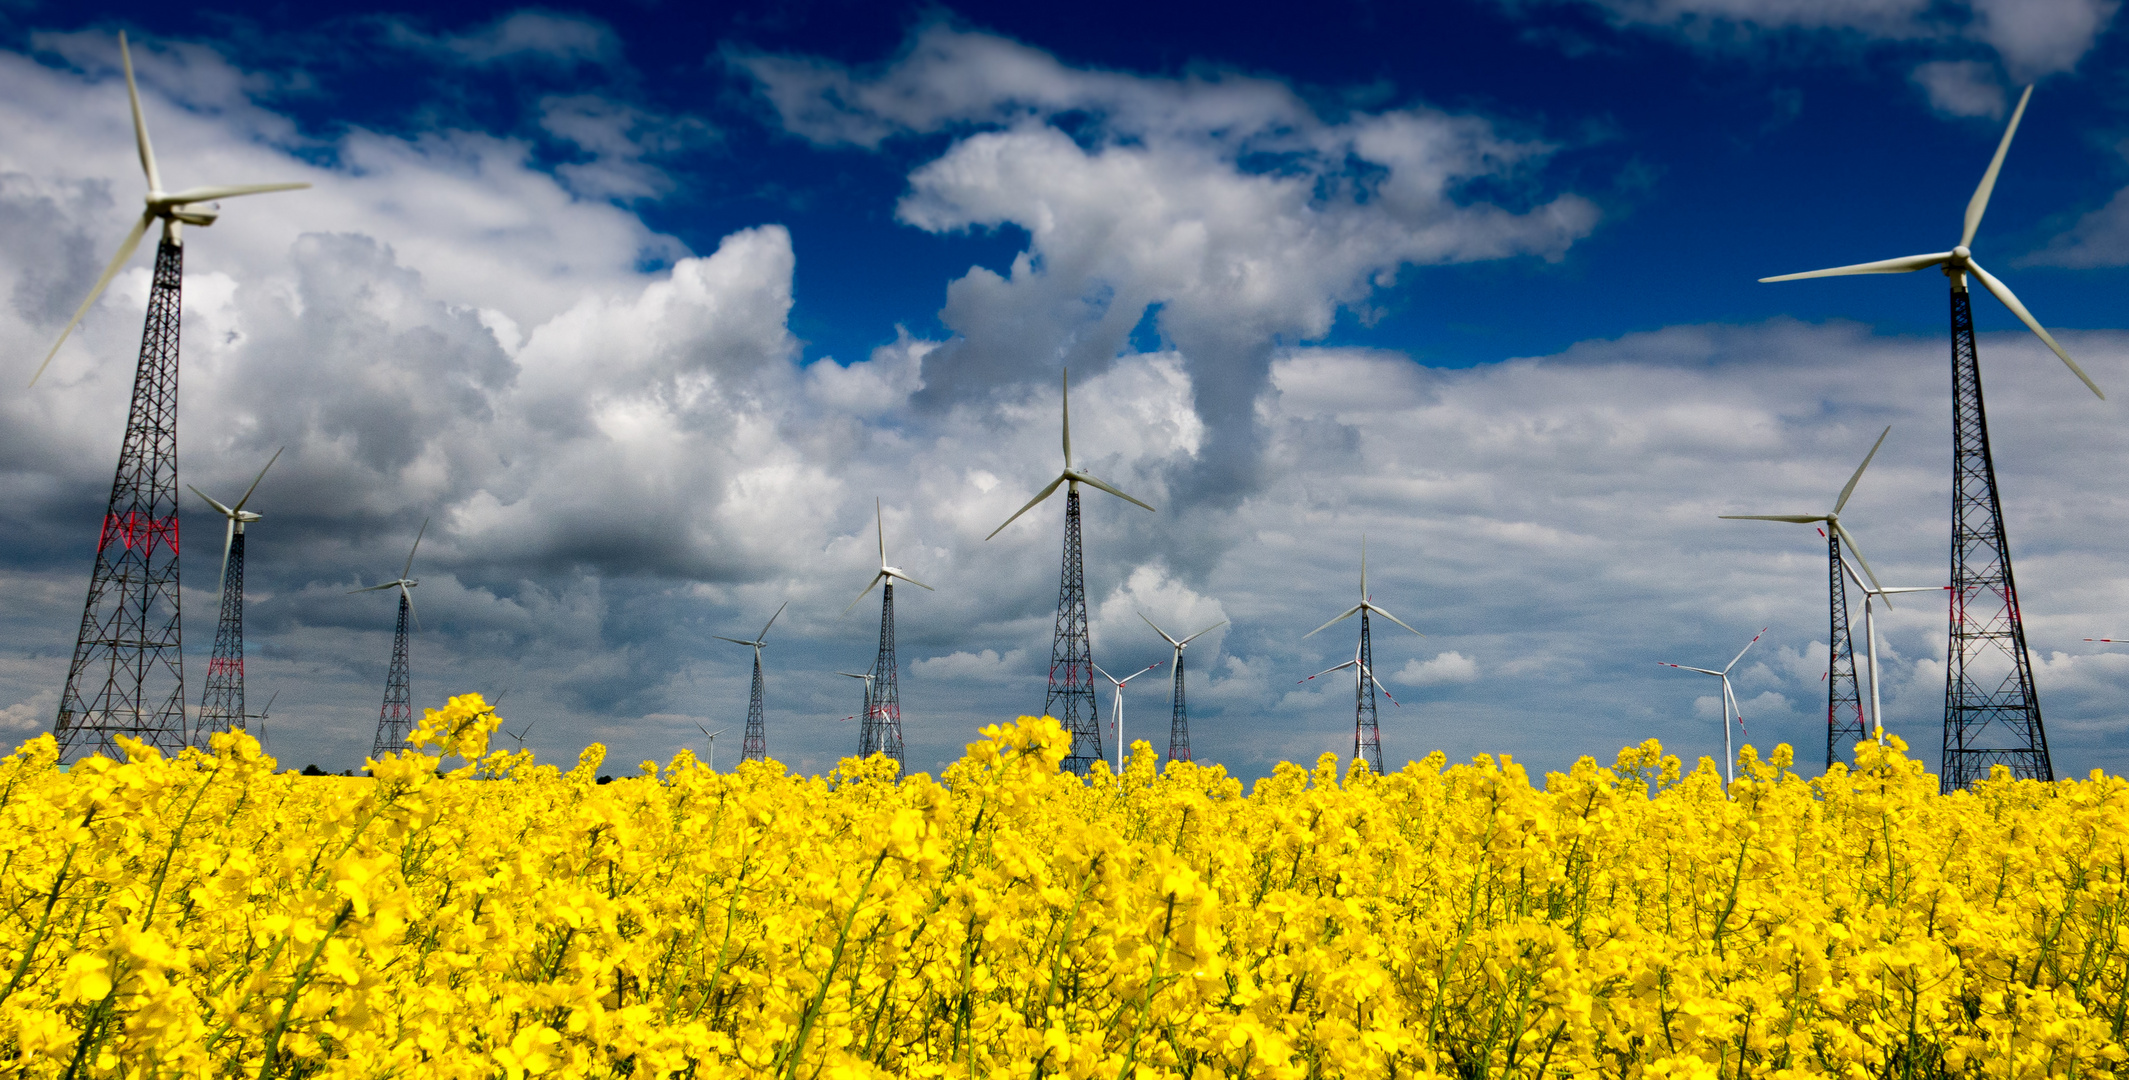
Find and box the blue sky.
[2,0,2127,782]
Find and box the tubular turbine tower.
[1763,87,2100,789]
[35,33,307,759]
[987,370,1156,774]
[1301,537,1420,774]
[1720,427,1890,767]
[190,448,281,742]
[847,499,932,770]
[352,521,427,758]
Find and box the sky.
[2,0,2128,783]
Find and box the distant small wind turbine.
[1720,425,1889,765]
[847,498,930,768]
[1658,627,1767,787]
[694,723,728,771]
[1142,614,1226,763]
[251,690,278,750]
[1303,536,1420,773]
[715,602,785,764]
[190,447,282,741]
[1838,555,1947,747]
[1092,660,1160,773]
[352,519,427,757]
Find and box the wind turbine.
[250,690,278,751]
[694,723,728,771]
[847,499,931,769]
[1761,85,2090,789]
[1304,536,1421,774]
[43,32,308,762]
[986,369,1155,774]
[1720,426,1889,767]
[715,602,786,764]
[352,519,427,758]
[1657,628,1767,787]
[1092,660,1161,773]
[1141,614,1226,763]
[189,447,282,743]
[1838,555,1947,751]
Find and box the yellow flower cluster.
[0,694,2123,1078]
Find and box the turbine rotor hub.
[1952,245,1971,259]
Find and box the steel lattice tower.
[55,238,188,760]
[371,591,414,757]
[741,650,767,763]
[1353,609,1382,773]
[196,528,247,740]
[1825,531,1867,766]
[1166,651,1191,763]
[1942,286,2050,789]
[869,583,904,768]
[1048,488,1102,772]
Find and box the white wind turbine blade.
[1120,661,1161,684]
[1300,659,1358,683]
[1061,368,1072,469]
[1360,534,1368,599]
[1659,662,1724,677]
[120,32,161,194]
[1722,627,1770,675]
[1364,602,1425,638]
[157,182,309,206]
[1964,85,2033,249]
[886,569,934,591]
[1141,613,1179,647]
[402,517,428,580]
[1830,521,1884,594]
[1360,664,1400,707]
[1833,426,1891,515]
[985,473,1067,540]
[1069,471,1156,513]
[1759,252,1953,283]
[349,582,400,594]
[1178,620,1227,647]
[711,635,756,647]
[1305,604,1364,639]
[875,497,886,566]
[233,446,284,513]
[758,600,788,642]
[187,484,236,518]
[31,211,153,387]
[1091,662,1119,688]
[1718,513,1825,523]
[845,571,888,615]
[400,582,420,632]
[1967,259,2105,399]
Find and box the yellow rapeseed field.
[0,695,2123,1078]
